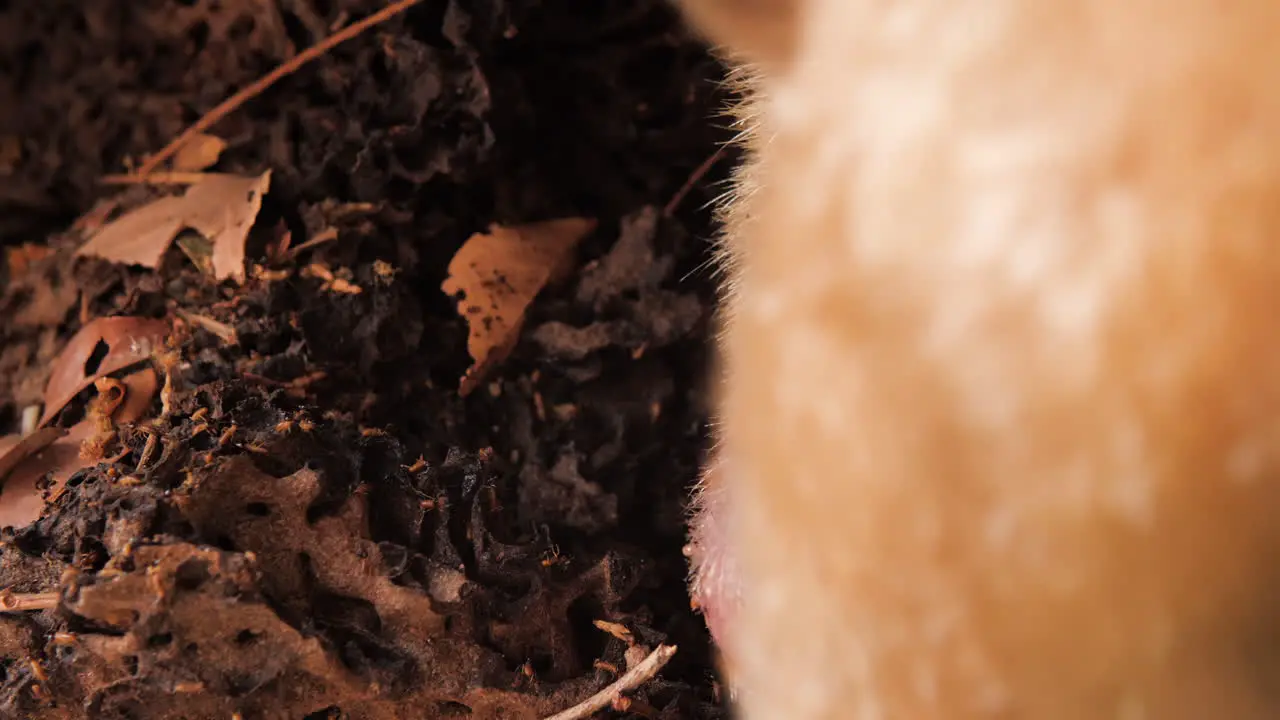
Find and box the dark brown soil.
[0,1,735,718]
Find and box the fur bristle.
[682,1,1280,719]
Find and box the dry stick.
[542,644,678,720]
[133,0,424,178]
[100,171,217,186]
[0,590,60,613]
[663,144,730,217]
[287,227,340,257]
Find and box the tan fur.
[681,1,1280,718]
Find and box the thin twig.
[0,590,60,613]
[542,644,677,720]
[133,0,424,177]
[176,310,239,345]
[287,227,340,257]
[663,144,729,217]
[100,171,215,186]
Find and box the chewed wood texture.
[682,1,1280,718]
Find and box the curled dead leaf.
[441,218,596,395]
[0,366,160,529]
[92,367,160,428]
[116,368,160,425]
[40,316,170,427]
[75,170,271,282]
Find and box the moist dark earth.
[0,1,737,717]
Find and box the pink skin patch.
[685,457,741,664]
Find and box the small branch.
[133,0,424,177]
[100,171,215,186]
[663,144,729,217]
[0,590,60,613]
[287,227,340,257]
[542,644,677,720]
[176,311,239,345]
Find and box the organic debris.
[75,171,271,281]
[0,366,159,528]
[133,0,427,177]
[0,426,80,529]
[0,0,734,716]
[0,589,59,613]
[0,428,67,489]
[442,218,597,395]
[3,242,79,329]
[175,455,450,641]
[38,315,169,427]
[532,207,704,362]
[175,311,238,345]
[545,644,679,720]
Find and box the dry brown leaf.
[40,316,170,427]
[75,170,271,282]
[0,428,66,488]
[170,133,227,172]
[0,366,161,529]
[0,426,79,529]
[441,218,596,395]
[71,196,125,236]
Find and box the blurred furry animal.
[679,1,1280,718]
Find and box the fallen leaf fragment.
[40,316,170,427]
[75,170,271,281]
[71,196,124,235]
[0,428,67,487]
[0,366,160,529]
[100,367,161,427]
[170,132,227,172]
[441,218,596,395]
[174,232,215,276]
[0,425,84,529]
